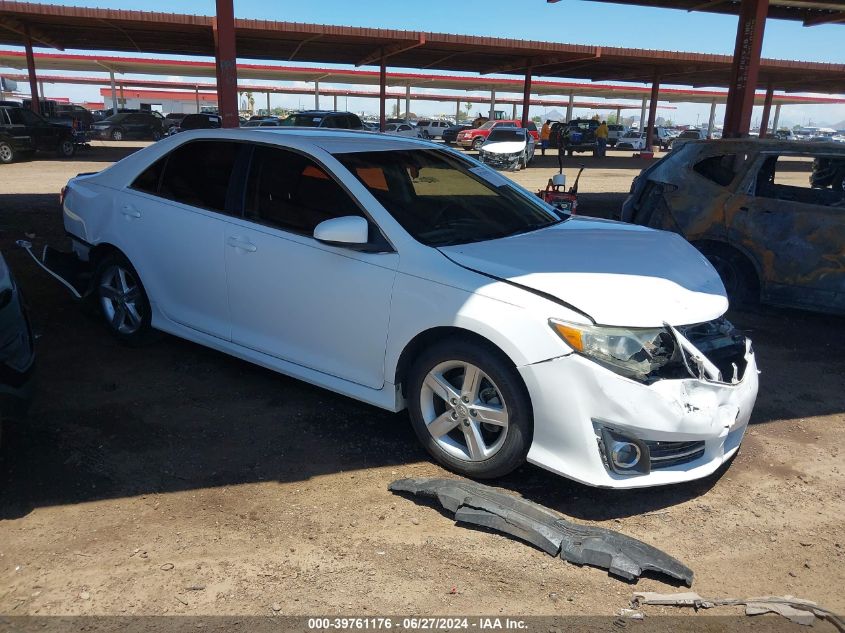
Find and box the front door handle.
[227,236,257,252]
[121,205,141,219]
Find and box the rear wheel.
[57,138,75,158]
[407,339,532,479]
[94,252,157,345]
[697,243,759,306]
[0,141,15,164]
[151,129,162,141]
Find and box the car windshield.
[486,129,526,143]
[334,148,563,247]
[279,114,324,127]
[623,131,641,138]
[680,131,700,138]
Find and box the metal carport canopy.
[1,49,843,106]
[0,1,844,93]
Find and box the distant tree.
[464,102,472,119]
[531,115,542,124]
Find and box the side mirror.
[313,216,369,247]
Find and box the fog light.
[599,427,651,475]
[610,441,641,469]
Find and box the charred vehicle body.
[622,139,845,315]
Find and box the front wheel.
[0,141,15,164]
[111,128,124,141]
[94,253,157,345]
[407,339,532,479]
[471,137,484,151]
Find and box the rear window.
[280,114,324,127]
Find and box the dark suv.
[0,105,76,164]
[279,111,364,130]
[554,119,599,156]
[90,112,165,141]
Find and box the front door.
[224,144,398,389]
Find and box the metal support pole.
[456,99,461,123]
[314,80,320,110]
[333,94,338,111]
[566,92,574,122]
[520,67,532,128]
[212,0,239,128]
[722,0,769,137]
[512,103,517,119]
[110,70,118,115]
[645,73,660,152]
[405,84,411,120]
[758,82,774,138]
[379,54,386,132]
[771,103,782,135]
[266,92,270,115]
[119,83,124,107]
[23,24,39,115]
[489,89,496,121]
[639,96,647,131]
[707,99,717,137]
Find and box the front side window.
[244,145,363,235]
[487,129,526,143]
[335,148,562,247]
[154,140,241,212]
[6,108,44,126]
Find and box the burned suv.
[621,139,845,314]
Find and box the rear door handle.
[227,236,257,252]
[121,205,141,219]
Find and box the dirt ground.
[0,141,843,623]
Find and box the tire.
[151,129,162,141]
[93,252,157,346]
[110,128,124,141]
[407,338,533,479]
[697,243,759,307]
[0,141,15,164]
[471,137,484,151]
[57,138,75,158]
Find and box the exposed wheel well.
[88,242,124,267]
[693,239,762,300]
[393,326,519,398]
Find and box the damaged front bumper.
[519,337,758,488]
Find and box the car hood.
[482,141,526,154]
[438,217,727,328]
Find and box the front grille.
[644,440,705,469]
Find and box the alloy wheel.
[419,361,509,462]
[0,143,12,163]
[99,265,143,334]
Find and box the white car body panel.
[62,128,758,488]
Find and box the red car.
[457,120,539,150]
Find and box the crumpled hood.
[439,217,728,327]
[482,140,525,154]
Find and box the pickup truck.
[457,119,539,150]
[556,119,599,156]
[0,105,76,163]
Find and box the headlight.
[550,319,676,380]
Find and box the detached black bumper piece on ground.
[389,477,693,586]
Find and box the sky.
[3,0,845,127]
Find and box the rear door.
[727,152,845,311]
[119,139,244,339]
[223,143,398,388]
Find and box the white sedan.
[384,123,424,138]
[478,128,535,170]
[60,129,758,487]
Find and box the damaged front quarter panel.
[389,477,694,586]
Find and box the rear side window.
[244,145,363,235]
[156,141,241,212]
[693,154,741,187]
[131,157,167,194]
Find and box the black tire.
[0,141,16,164]
[471,137,484,151]
[57,138,75,158]
[406,338,533,479]
[697,243,759,307]
[151,129,162,141]
[92,252,158,346]
[110,128,124,141]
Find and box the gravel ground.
[0,141,842,624]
